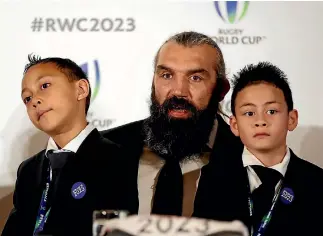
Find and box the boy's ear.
[288,109,298,131]
[76,79,90,101]
[229,115,240,137]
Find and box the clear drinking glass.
[92,210,129,236]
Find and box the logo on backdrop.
[214,1,249,24]
[212,1,266,45]
[80,60,115,129]
[221,99,232,116]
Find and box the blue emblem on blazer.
[71,182,87,199]
[280,187,294,205]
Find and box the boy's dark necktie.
[46,150,75,205]
[250,165,283,230]
[151,157,183,216]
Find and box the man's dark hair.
[24,54,91,114]
[230,61,293,116]
[153,31,227,86]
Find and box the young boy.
[227,62,323,235]
[2,55,133,236]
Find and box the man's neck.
[50,119,88,149]
[248,145,287,167]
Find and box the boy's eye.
[267,109,277,115]
[41,83,51,89]
[244,111,254,116]
[23,96,32,104]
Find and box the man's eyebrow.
[186,68,209,76]
[155,65,173,72]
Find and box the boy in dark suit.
[2,55,131,236]
[225,62,323,235]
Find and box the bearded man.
[101,31,242,219]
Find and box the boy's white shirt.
[242,146,291,193]
[44,123,95,180]
[45,123,95,155]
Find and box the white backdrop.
[0,1,323,191]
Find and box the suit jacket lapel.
[265,150,302,233]
[29,151,49,231]
[194,115,250,228]
[35,150,48,190]
[211,115,250,228]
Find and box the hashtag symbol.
[31,18,44,32]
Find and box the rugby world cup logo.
[214,1,249,24]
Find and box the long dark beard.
[143,89,218,162]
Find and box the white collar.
[242,146,291,176]
[45,123,96,156]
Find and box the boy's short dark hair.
[230,61,293,116]
[24,54,91,114]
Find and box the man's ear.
[219,79,230,102]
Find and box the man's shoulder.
[100,119,146,146]
[76,128,122,155]
[101,119,145,136]
[213,114,243,150]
